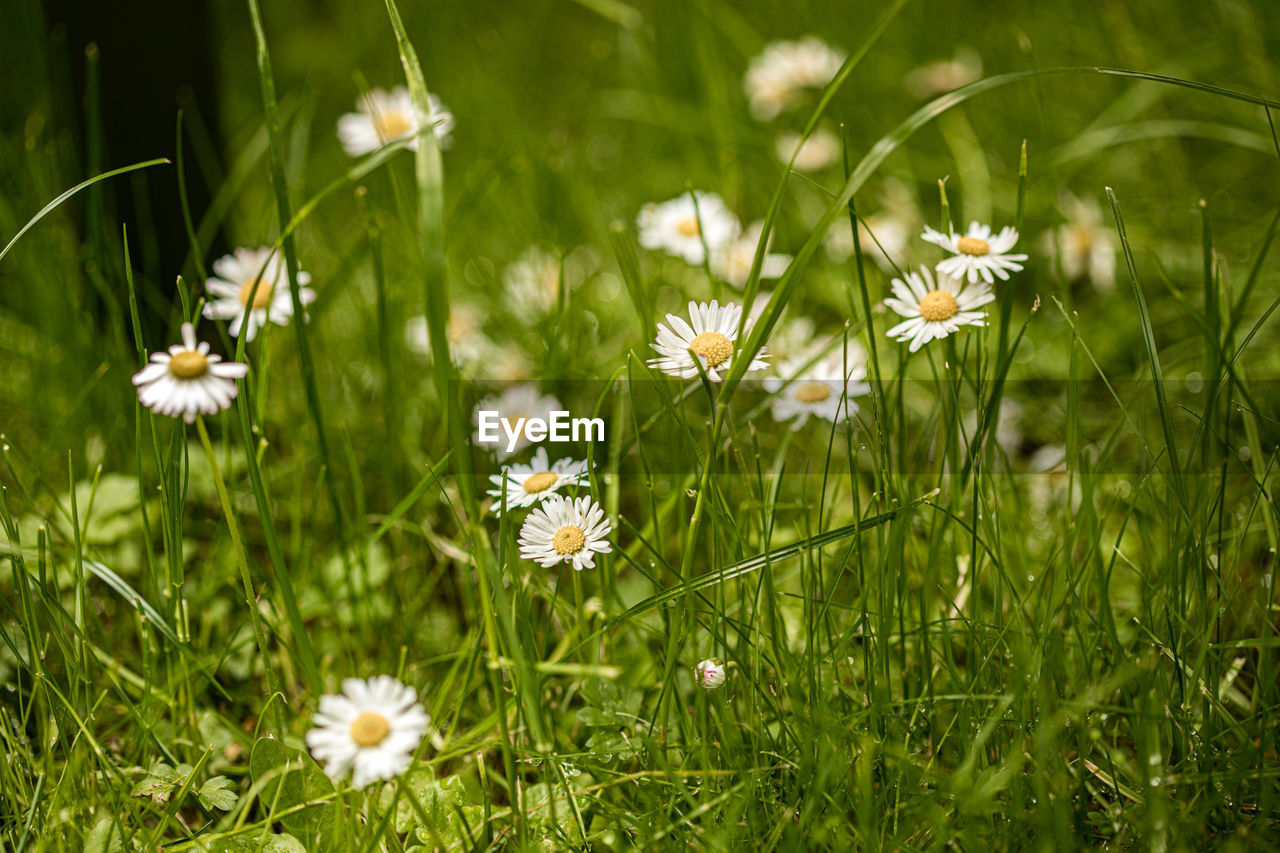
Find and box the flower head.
[637,192,740,266]
[474,384,564,457]
[202,247,315,341]
[337,86,453,157]
[884,265,993,352]
[711,221,791,288]
[775,128,841,172]
[764,346,870,429]
[305,675,429,790]
[648,300,768,382]
[517,495,612,571]
[132,323,249,423]
[904,48,983,99]
[488,447,589,515]
[1038,193,1115,290]
[922,221,1027,284]
[406,304,492,371]
[695,659,727,690]
[744,37,846,121]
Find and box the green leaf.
[130,760,191,805]
[84,817,125,853]
[198,775,238,811]
[248,738,336,841]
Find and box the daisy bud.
[695,659,727,690]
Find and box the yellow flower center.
[349,711,391,747]
[956,236,990,256]
[688,331,733,368]
[918,290,960,322]
[794,382,831,403]
[374,109,414,142]
[552,524,586,555]
[675,217,701,238]
[522,471,558,493]
[238,278,274,310]
[168,350,209,379]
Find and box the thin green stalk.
[194,416,286,734]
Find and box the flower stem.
[195,415,287,733]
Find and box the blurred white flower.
[1038,193,1116,290]
[487,447,589,515]
[904,48,983,99]
[338,86,453,156]
[744,37,846,121]
[504,247,566,316]
[648,300,768,382]
[132,323,248,424]
[711,221,791,288]
[637,192,740,265]
[202,247,315,341]
[775,128,841,171]
[922,221,1027,284]
[517,495,612,571]
[884,265,993,352]
[695,659,727,690]
[405,304,491,368]
[474,384,563,457]
[305,676,429,790]
[765,347,869,429]
[964,398,1025,452]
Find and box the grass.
[3,0,1280,849]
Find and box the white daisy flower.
[884,265,994,352]
[775,128,841,172]
[648,300,768,382]
[517,495,612,572]
[710,221,791,288]
[1038,193,1115,291]
[764,349,869,429]
[904,48,983,99]
[743,37,846,121]
[405,304,492,369]
[474,384,564,457]
[305,675,429,790]
[487,447,589,515]
[202,247,315,341]
[694,659,727,690]
[636,192,740,266]
[132,323,249,423]
[922,221,1028,284]
[337,86,453,157]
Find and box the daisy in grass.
[711,221,791,288]
[884,265,993,352]
[502,246,597,316]
[474,384,564,457]
[775,128,840,172]
[337,86,453,156]
[765,347,869,429]
[202,247,315,341]
[517,495,612,572]
[744,37,846,121]
[305,675,429,790]
[1038,193,1116,291]
[637,191,740,266]
[405,304,492,369]
[648,300,768,382]
[488,447,589,515]
[695,659,727,690]
[904,48,983,99]
[132,323,248,423]
[922,221,1027,284]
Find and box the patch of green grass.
[3,0,1280,849]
